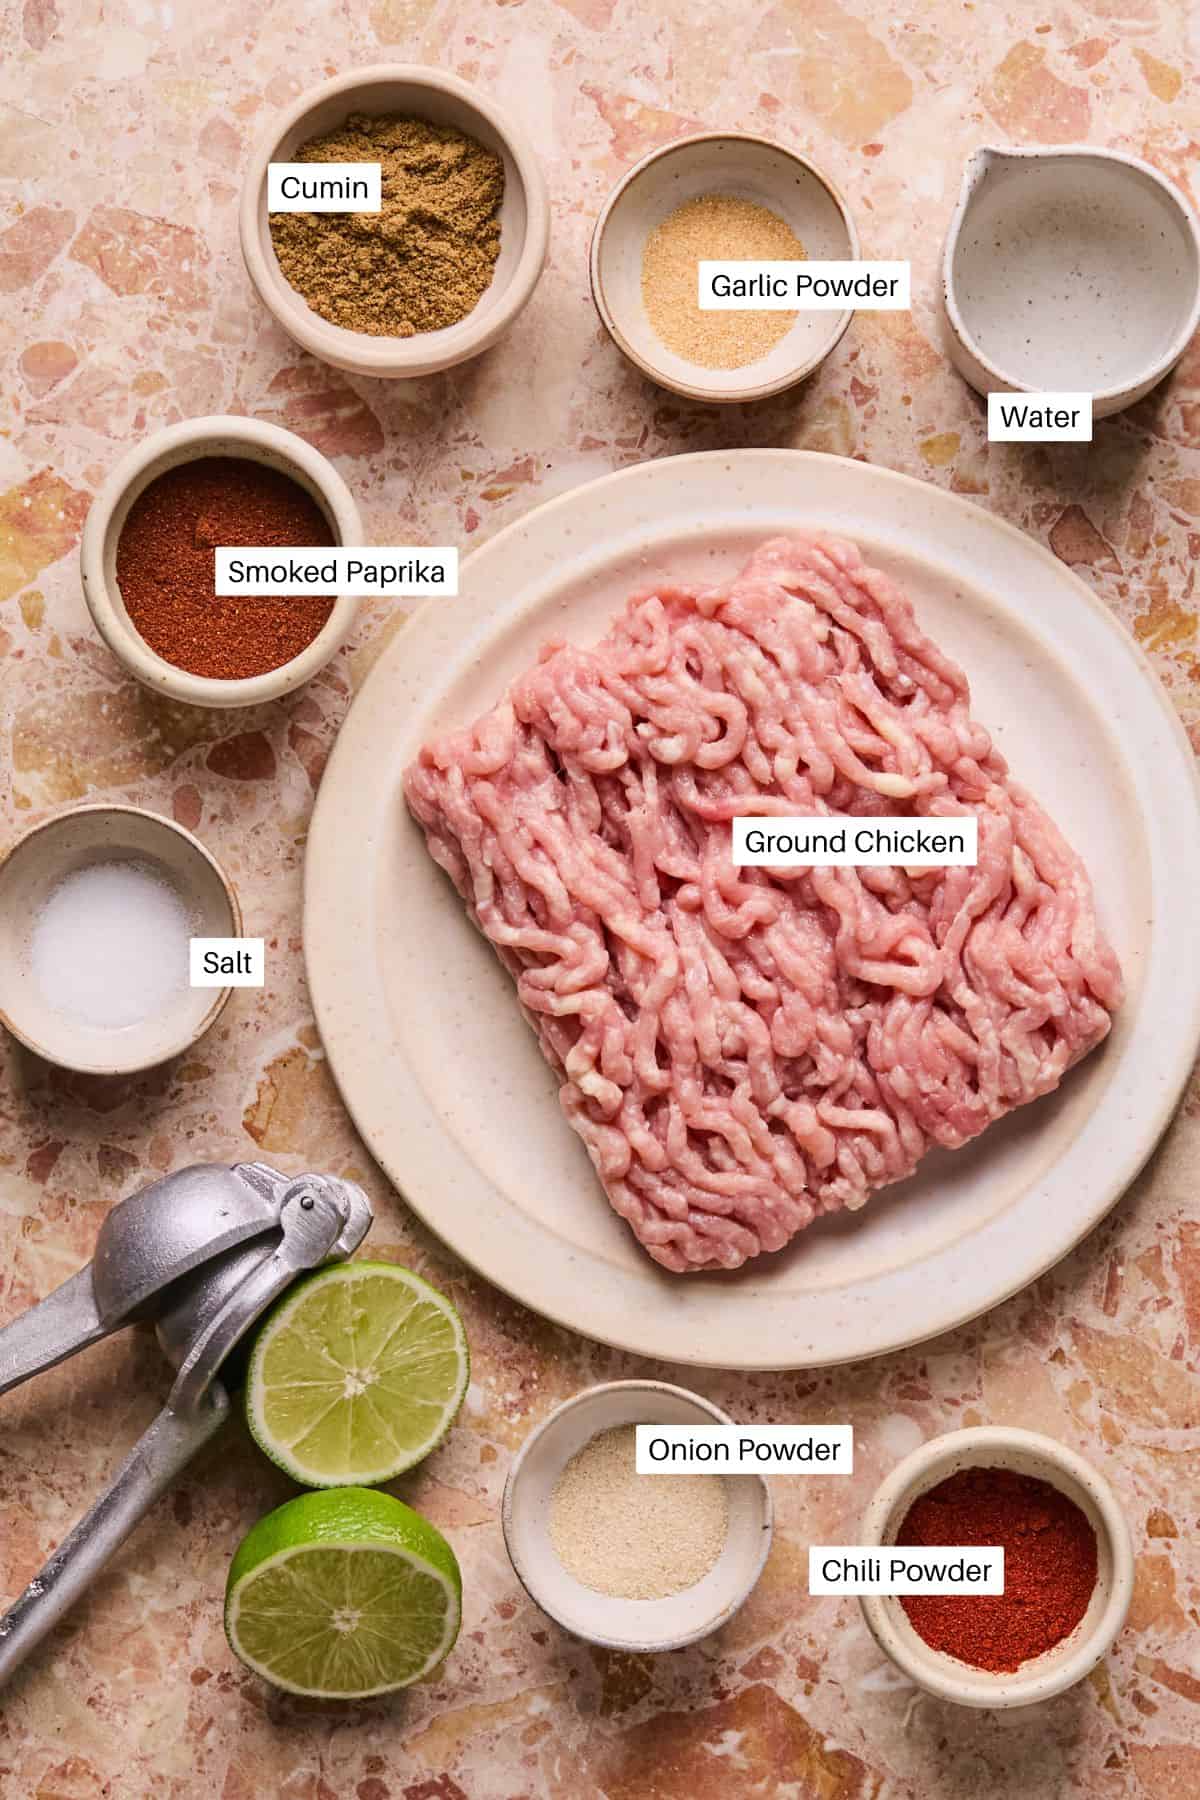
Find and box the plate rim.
[305,449,1200,1368]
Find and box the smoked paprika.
[897,1466,1097,1672]
[116,456,335,681]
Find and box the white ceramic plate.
[305,450,1200,1368]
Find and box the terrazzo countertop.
[2,3,1199,1796]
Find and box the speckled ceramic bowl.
[240,65,550,378]
[590,132,858,403]
[80,415,363,709]
[859,1427,1133,1708]
[942,145,1200,417]
[502,1380,772,1651]
[0,804,240,1076]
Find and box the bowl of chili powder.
[81,416,363,708]
[859,1427,1133,1708]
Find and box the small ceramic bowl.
[81,415,363,709]
[502,1379,772,1651]
[0,804,241,1076]
[859,1427,1133,1708]
[943,144,1200,417]
[590,132,858,403]
[240,65,550,378]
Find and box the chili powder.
[115,456,335,680]
[896,1467,1097,1673]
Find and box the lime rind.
[244,1260,470,1487]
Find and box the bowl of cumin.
[240,65,550,378]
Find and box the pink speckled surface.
[2,3,1199,1797]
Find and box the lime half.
[225,1487,462,1697]
[245,1260,470,1487]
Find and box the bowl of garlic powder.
[502,1380,772,1651]
[591,132,858,403]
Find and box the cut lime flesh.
[225,1487,462,1697]
[245,1261,469,1487]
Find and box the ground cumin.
[270,113,504,337]
[897,1466,1098,1673]
[115,457,335,680]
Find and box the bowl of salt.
[0,804,240,1076]
[502,1379,772,1652]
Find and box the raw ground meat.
[403,534,1123,1273]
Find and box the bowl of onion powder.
[502,1380,772,1651]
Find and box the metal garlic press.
[0,1161,372,1687]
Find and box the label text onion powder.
[549,1423,728,1600]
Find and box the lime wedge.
[225,1487,461,1697]
[244,1260,469,1487]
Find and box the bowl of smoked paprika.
[858,1427,1132,1708]
[81,416,363,708]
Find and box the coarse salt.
[28,856,196,1031]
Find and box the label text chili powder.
[897,1466,1098,1672]
[116,456,335,681]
